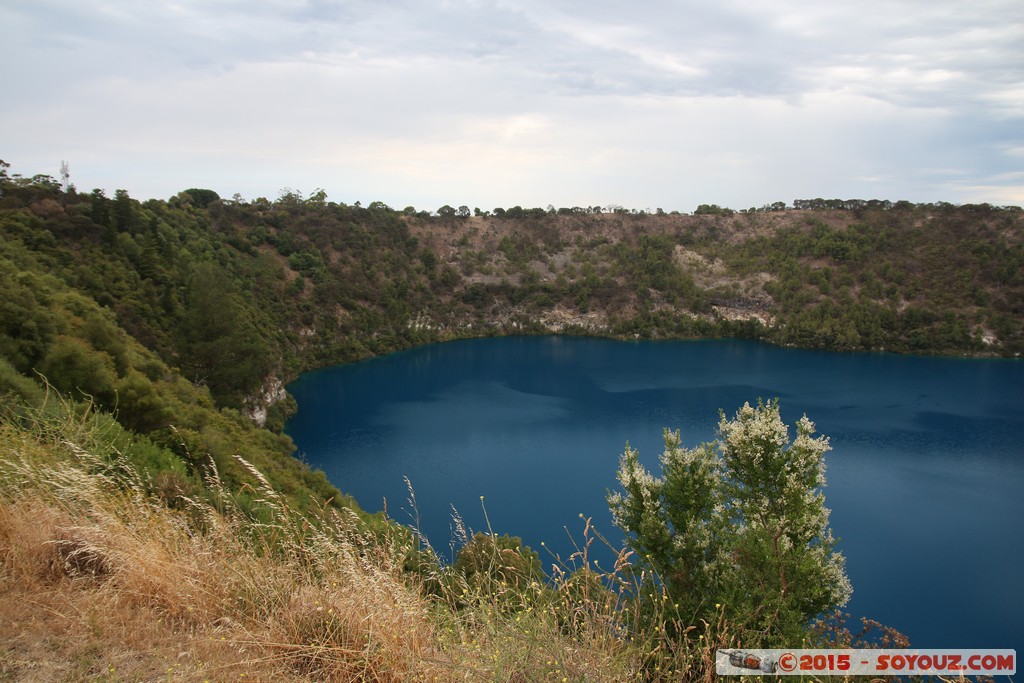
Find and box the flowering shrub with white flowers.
[608,398,851,644]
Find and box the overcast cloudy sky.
[2,0,1022,211]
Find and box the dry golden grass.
[0,405,734,682]
[0,420,455,681]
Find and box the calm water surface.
[286,337,1024,649]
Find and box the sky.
[2,0,1022,212]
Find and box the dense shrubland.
[1,159,1016,679]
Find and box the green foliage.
[113,369,171,432]
[178,263,274,407]
[0,270,60,372]
[454,532,546,599]
[287,249,326,281]
[0,388,189,486]
[0,356,46,405]
[181,187,221,208]
[609,400,851,644]
[112,189,135,233]
[694,203,733,216]
[39,334,119,403]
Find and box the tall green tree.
[178,263,273,407]
[90,188,111,232]
[609,399,850,643]
[112,189,134,232]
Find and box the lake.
[285,336,1024,650]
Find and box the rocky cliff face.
[244,376,287,427]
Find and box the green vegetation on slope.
[0,166,360,516]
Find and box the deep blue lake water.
[286,336,1024,650]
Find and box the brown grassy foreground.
[0,402,739,682]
